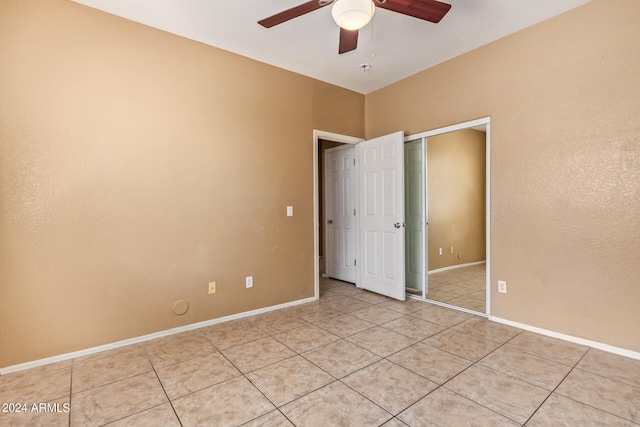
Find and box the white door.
[325,146,356,283]
[358,131,406,300]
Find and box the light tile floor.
[427,263,487,313]
[1,277,639,426]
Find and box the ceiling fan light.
[331,0,375,31]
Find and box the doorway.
[314,131,363,298]
[313,130,407,301]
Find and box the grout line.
[149,358,184,427]
[521,347,591,425]
[436,334,528,423]
[334,378,396,423]
[404,330,526,424]
[437,386,523,425]
[546,348,640,425]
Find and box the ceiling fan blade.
[376,0,451,23]
[258,1,330,28]
[339,28,359,54]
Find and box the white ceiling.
[71,0,590,94]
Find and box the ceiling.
[71,0,590,94]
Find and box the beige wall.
[0,0,364,367]
[428,130,486,271]
[366,0,640,352]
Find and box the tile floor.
[1,277,639,426]
[427,263,487,313]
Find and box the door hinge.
[354,259,357,266]
[353,158,356,166]
[354,209,356,216]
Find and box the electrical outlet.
[246,276,253,288]
[498,280,507,294]
[439,248,443,256]
[450,246,454,254]
[208,282,216,294]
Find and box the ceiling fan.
[258,0,452,55]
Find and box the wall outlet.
[450,246,454,254]
[498,280,507,294]
[246,276,253,288]
[208,282,216,294]
[439,248,443,256]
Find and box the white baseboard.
[0,296,317,375]
[491,316,640,361]
[428,260,485,275]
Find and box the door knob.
[328,219,333,224]
[394,222,401,228]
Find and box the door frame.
[313,130,364,299]
[405,116,491,315]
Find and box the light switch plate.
[286,206,294,217]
